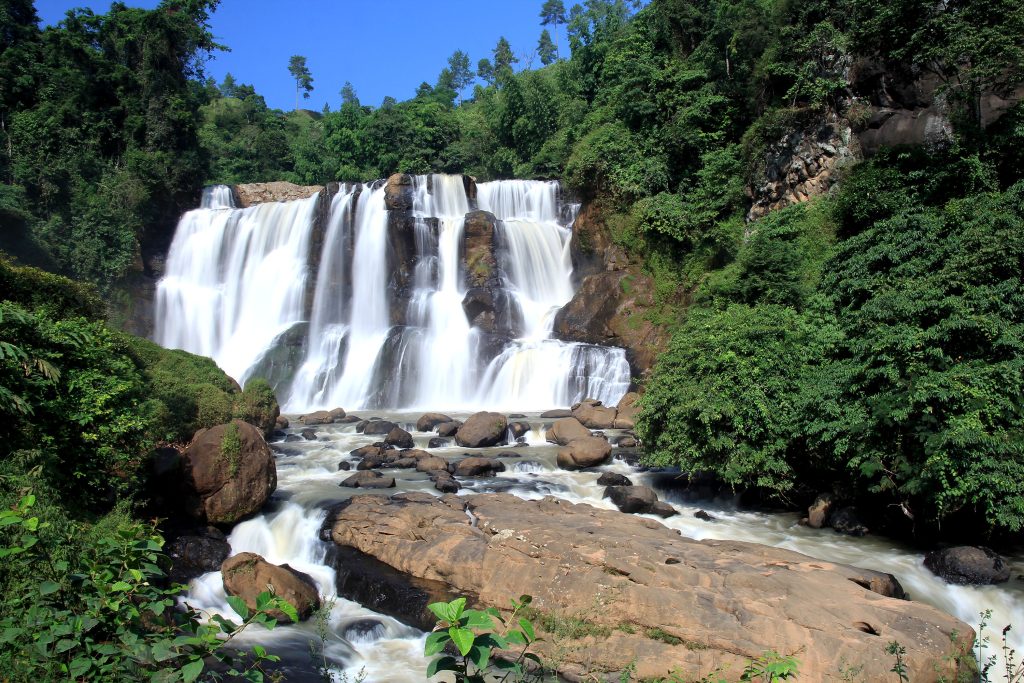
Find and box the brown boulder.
[362,420,397,436]
[540,409,572,418]
[436,421,462,437]
[615,392,640,421]
[221,552,319,622]
[556,437,612,469]
[416,456,449,473]
[453,457,506,477]
[340,471,396,489]
[329,493,969,682]
[545,417,592,446]
[571,399,616,429]
[455,411,507,448]
[300,410,333,425]
[385,426,414,449]
[234,181,322,208]
[384,173,414,210]
[416,413,453,432]
[181,420,277,525]
[808,493,836,529]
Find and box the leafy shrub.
[0,256,105,321]
[637,304,838,497]
[233,378,280,436]
[424,595,543,681]
[0,493,291,682]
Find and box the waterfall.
[155,188,318,385]
[155,176,631,411]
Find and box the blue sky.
[34,0,568,111]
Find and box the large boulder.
[384,426,414,449]
[221,552,319,622]
[416,413,453,432]
[603,485,674,518]
[340,471,396,489]
[362,420,398,436]
[234,182,322,207]
[455,412,507,448]
[384,173,414,210]
[556,436,612,469]
[436,421,462,437]
[571,399,617,429]
[181,420,277,525]
[453,457,506,477]
[597,472,633,487]
[545,417,591,446]
[540,409,572,418]
[416,456,449,473]
[329,493,969,682]
[924,546,1011,585]
[808,493,836,529]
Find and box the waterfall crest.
[155,176,630,411]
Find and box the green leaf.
[426,656,458,678]
[273,599,298,624]
[464,609,497,630]
[506,630,527,646]
[448,626,475,656]
[424,630,451,656]
[226,595,250,620]
[519,617,536,642]
[110,581,132,592]
[151,639,178,662]
[446,597,467,624]
[469,643,492,670]
[39,581,60,596]
[181,658,204,683]
[69,657,92,678]
[427,601,450,623]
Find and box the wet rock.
[831,507,869,536]
[356,453,386,470]
[436,421,462,437]
[416,413,453,432]
[338,461,352,471]
[301,428,317,441]
[343,619,386,643]
[235,181,322,207]
[340,471,396,489]
[363,420,397,436]
[650,501,678,518]
[300,410,334,426]
[428,437,450,448]
[508,421,531,440]
[462,210,498,289]
[571,398,616,429]
[614,436,638,448]
[385,426,414,449]
[416,456,449,473]
[387,457,417,469]
[455,412,507,448]
[612,418,635,429]
[433,473,461,494]
[615,392,640,423]
[556,436,612,469]
[166,529,230,583]
[284,434,302,443]
[384,173,414,210]
[275,415,290,430]
[808,493,836,529]
[351,445,382,459]
[181,420,277,525]
[336,415,361,424]
[329,493,967,681]
[540,409,572,419]
[454,457,506,477]
[924,547,1011,585]
[222,552,319,622]
[596,472,633,487]
[694,510,716,522]
[603,485,659,514]
[545,417,591,446]
[329,407,347,421]
[509,413,526,419]
[400,449,433,461]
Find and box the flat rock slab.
[329,492,969,682]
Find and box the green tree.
[446,49,473,102]
[539,0,567,58]
[219,71,238,97]
[339,80,359,106]
[288,54,313,109]
[477,57,494,86]
[538,29,557,65]
[492,36,518,84]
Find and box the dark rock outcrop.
[453,457,506,477]
[340,471,396,489]
[596,472,633,487]
[924,547,1011,586]
[384,426,414,449]
[416,413,453,432]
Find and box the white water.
[155,189,318,384]
[156,176,630,412]
[182,414,1024,680]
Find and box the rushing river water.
[182,412,1024,681]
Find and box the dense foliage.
[1,0,220,288]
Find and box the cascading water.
[155,188,318,385]
[157,175,629,411]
